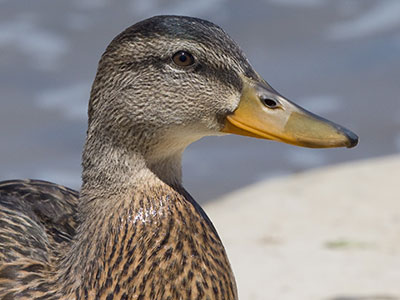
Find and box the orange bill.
[222,77,358,148]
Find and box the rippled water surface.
[1,0,399,202]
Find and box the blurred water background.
[0,0,399,203]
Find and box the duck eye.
[172,51,195,67]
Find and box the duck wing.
[0,179,79,264]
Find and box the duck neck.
[54,137,237,299]
[56,141,186,296]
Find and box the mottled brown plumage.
[0,15,247,299]
[0,15,358,300]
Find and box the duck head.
[85,15,357,182]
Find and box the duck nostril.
[261,97,279,109]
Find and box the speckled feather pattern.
[0,15,261,299]
[0,179,78,299]
[74,184,236,299]
[0,179,237,299]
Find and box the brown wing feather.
[0,179,79,264]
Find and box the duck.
[0,15,358,299]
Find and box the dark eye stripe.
[172,51,195,67]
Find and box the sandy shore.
[204,155,400,300]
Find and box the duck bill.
[222,78,358,148]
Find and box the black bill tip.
[344,129,359,148]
